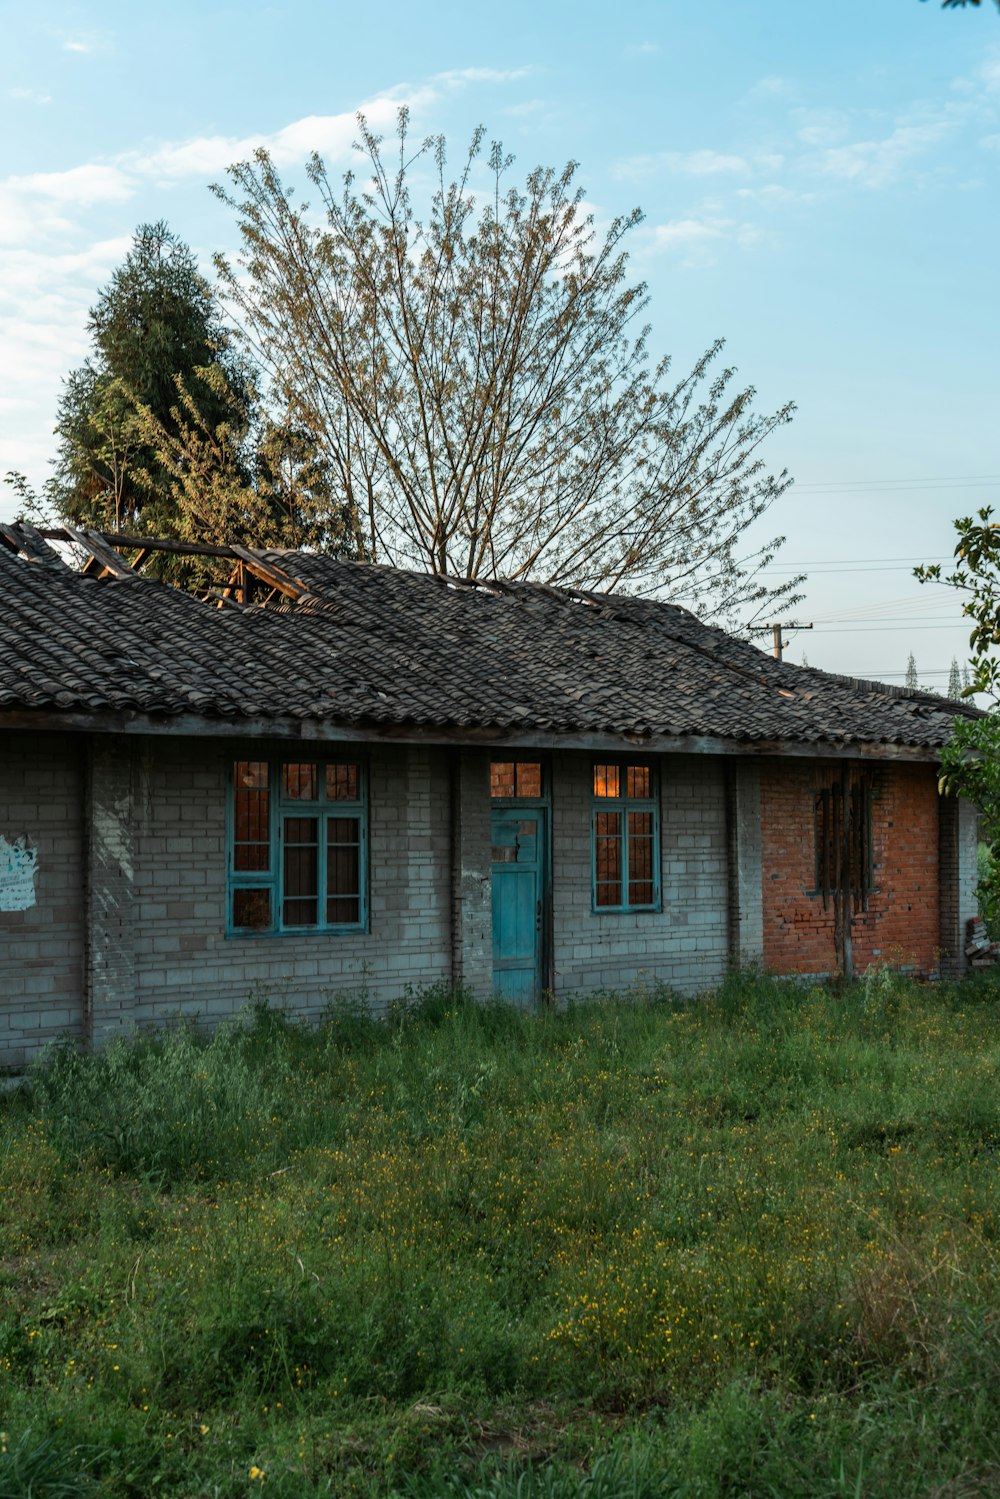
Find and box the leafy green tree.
[130,366,363,555]
[922,0,1000,10]
[917,510,1000,923]
[215,111,800,627]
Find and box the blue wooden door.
[491,809,545,1005]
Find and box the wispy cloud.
[61,35,102,54]
[735,182,812,206]
[0,235,131,478]
[0,62,534,249]
[793,108,851,147]
[434,66,534,87]
[748,75,798,101]
[132,97,407,179]
[813,120,950,189]
[0,165,134,245]
[128,68,531,182]
[977,55,1000,92]
[665,150,749,176]
[653,218,727,249]
[649,215,762,267]
[624,41,659,57]
[615,149,749,181]
[8,87,52,104]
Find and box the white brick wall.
[550,751,729,998]
[0,733,86,1064]
[130,738,453,1024]
[1,732,738,1059]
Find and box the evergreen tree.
[48,221,362,561]
[948,657,963,699]
[905,652,920,691]
[50,221,246,534]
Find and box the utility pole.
[750,622,814,662]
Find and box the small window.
[490,761,543,799]
[233,761,270,872]
[814,778,873,906]
[592,762,659,912]
[229,757,367,935]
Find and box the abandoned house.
[0,522,983,1066]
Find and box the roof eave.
[0,705,949,762]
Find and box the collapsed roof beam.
[60,525,140,580]
[0,521,72,571]
[37,526,315,604]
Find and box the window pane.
[815,783,871,900]
[234,761,270,871]
[326,763,359,801]
[628,811,655,905]
[490,762,516,798]
[594,764,620,798]
[595,811,620,839]
[283,762,318,800]
[595,810,622,907]
[515,763,542,798]
[236,760,268,790]
[233,887,272,931]
[283,816,318,926]
[234,840,270,873]
[327,896,360,925]
[328,816,360,851]
[627,765,651,798]
[327,817,360,924]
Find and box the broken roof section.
[0,523,980,757]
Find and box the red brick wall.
[760,760,940,976]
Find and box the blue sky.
[2,0,998,685]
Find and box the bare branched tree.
[214,111,802,627]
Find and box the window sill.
[226,925,369,940]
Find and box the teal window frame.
[489,759,548,806]
[591,761,661,914]
[227,755,368,937]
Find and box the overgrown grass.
[2,972,1000,1496]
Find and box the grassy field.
[1,971,999,1497]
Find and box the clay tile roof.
[0,531,981,752]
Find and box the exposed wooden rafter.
[60,525,140,581]
[34,526,317,607]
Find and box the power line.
[810,616,965,626]
[763,563,950,575]
[791,474,1000,491]
[809,624,973,633]
[769,555,951,565]
[810,604,959,624]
